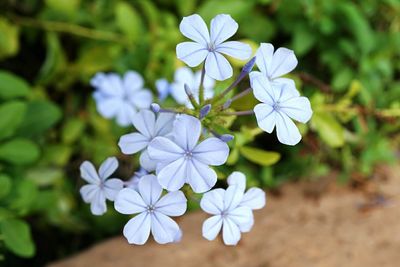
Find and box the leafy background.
[0,0,399,265]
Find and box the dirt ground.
[49,165,400,267]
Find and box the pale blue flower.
[155,78,171,102]
[200,185,252,245]
[252,43,298,89]
[80,157,124,216]
[114,174,187,245]
[91,71,153,126]
[250,74,312,146]
[124,168,148,191]
[147,114,229,193]
[176,14,252,81]
[170,67,215,108]
[118,109,175,172]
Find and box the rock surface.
[49,165,400,267]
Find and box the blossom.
[124,168,148,191]
[118,109,175,171]
[176,14,252,81]
[79,157,124,215]
[252,43,298,89]
[250,74,312,146]
[114,174,187,245]
[91,71,153,126]
[200,185,252,245]
[155,78,171,102]
[147,114,229,193]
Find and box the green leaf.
[0,71,30,100]
[45,0,80,14]
[16,100,62,137]
[1,219,35,257]
[61,118,85,144]
[115,2,143,43]
[0,174,12,199]
[198,0,253,22]
[239,146,281,166]
[10,179,38,212]
[0,139,40,165]
[0,17,20,59]
[311,112,345,147]
[0,101,27,141]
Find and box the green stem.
[198,64,206,105]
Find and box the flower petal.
[202,215,222,241]
[222,218,241,245]
[176,42,208,67]
[249,73,275,104]
[103,178,124,201]
[130,90,153,109]
[254,103,276,133]
[228,206,253,228]
[80,184,98,203]
[173,114,201,151]
[123,71,144,93]
[186,159,217,193]
[114,188,147,214]
[98,157,118,180]
[115,102,136,127]
[139,149,157,172]
[155,78,170,101]
[255,43,274,76]
[238,213,254,233]
[241,188,266,210]
[227,171,246,190]
[132,109,156,138]
[96,97,122,119]
[179,14,210,45]
[192,137,229,166]
[280,96,312,123]
[151,212,180,244]
[95,73,124,97]
[200,188,225,215]
[148,136,185,162]
[224,185,244,211]
[154,113,175,136]
[270,47,298,78]
[139,174,163,206]
[205,52,233,81]
[90,190,107,216]
[80,161,100,184]
[155,191,187,216]
[123,212,151,245]
[210,14,238,45]
[157,157,187,192]
[174,66,195,85]
[275,112,302,146]
[118,132,149,155]
[216,41,251,60]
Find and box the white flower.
[176,14,252,81]
[91,71,153,126]
[170,67,215,108]
[200,185,252,245]
[148,114,229,193]
[227,171,266,232]
[250,74,312,146]
[79,157,124,216]
[252,43,298,89]
[118,109,175,171]
[114,174,187,245]
[155,78,171,102]
[124,168,148,191]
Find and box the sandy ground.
[49,165,400,267]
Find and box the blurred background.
[0,0,399,266]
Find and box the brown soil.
[49,165,400,267]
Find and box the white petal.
[228,206,253,227]
[272,77,297,93]
[139,150,157,172]
[202,215,222,241]
[123,71,144,93]
[254,103,277,133]
[173,114,201,151]
[98,157,118,180]
[174,67,195,85]
[139,174,163,206]
[200,188,225,215]
[118,132,149,154]
[157,158,187,192]
[241,188,266,210]
[280,97,312,123]
[275,112,302,146]
[96,97,122,119]
[155,191,187,216]
[96,73,124,97]
[151,212,180,244]
[90,72,107,88]
[115,102,136,127]
[114,188,147,214]
[192,137,229,166]
[270,47,298,78]
[123,212,151,245]
[155,113,175,136]
[130,90,153,109]
[132,109,156,138]
[227,171,246,190]
[179,14,210,45]
[216,41,251,60]
[249,74,275,104]
[173,228,183,243]
[238,213,254,233]
[186,159,217,193]
[155,78,170,101]
[103,178,124,201]
[176,42,208,67]
[276,82,300,102]
[205,52,232,81]
[170,82,190,105]
[224,185,244,211]
[210,14,238,45]
[80,184,98,203]
[80,161,100,184]
[90,190,107,216]
[222,218,241,245]
[255,43,274,76]
[147,137,185,162]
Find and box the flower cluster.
[81,13,312,246]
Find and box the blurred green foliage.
[0,0,399,265]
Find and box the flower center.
[207,42,216,52]
[273,101,281,111]
[184,150,193,159]
[147,205,155,213]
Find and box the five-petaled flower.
[114,174,187,245]
[80,157,124,215]
[176,14,252,81]
[148,114,229,193]
[250,74,312,146]
[91,71,153,126]
[118,109,175,171]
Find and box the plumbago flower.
[124,168,148,191]
[91,71,153,126]
[148,114,229,193]
[114,174,187,245]
[155,78,171,102]
[79,157,124,215]
[176,14,252,81]
[250,74,312,145]
[118,109,175,171]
